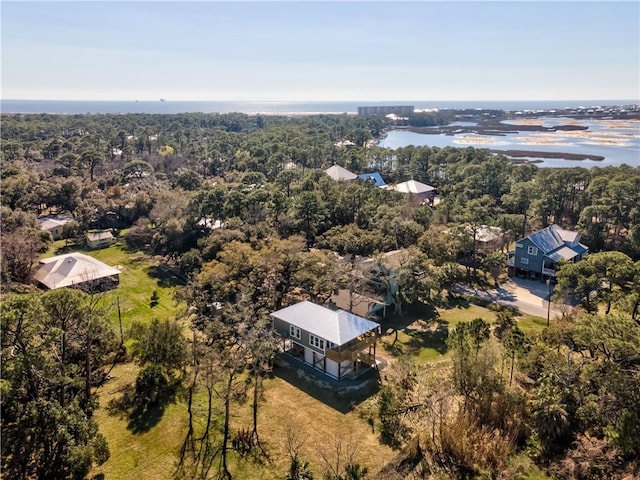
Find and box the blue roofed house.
[357,172,387,188]
[507,224,588,279]
[271,301,380,381]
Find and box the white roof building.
[394,180,436,195]
[33,252,121,290]
[271,301,380,346]
[325,165,357,182]
[37,215,76,240]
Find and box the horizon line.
[3,98,639,103]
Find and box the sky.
[1,1,639,102]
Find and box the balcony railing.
[542,267,556,277]
[325,337,375,364]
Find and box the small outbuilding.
[86,231,115,249]
[33,252,121,291]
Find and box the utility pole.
[546,278,552,327]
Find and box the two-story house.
[507,224,588,279]
[271,301,380,381]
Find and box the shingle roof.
[325,165,357,181]
[271,301,380,346]
[33,252,120,289]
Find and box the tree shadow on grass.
[146,264,187,288]
[404,319,450,356]
[382,302,449,358]
[444,295,472,310]
[105,381,179,434]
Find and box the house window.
[528,246,538,256]
[521,258,529,265]
[516,243,523,248]
[309,334,325,351]
[289,325,301,340]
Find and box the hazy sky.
[2,1,639,101]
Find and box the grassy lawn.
[92,363,187,479]
[93,362,394,480]
[43,240,184,330]
[381,299,500,364]
[517,315,549,336]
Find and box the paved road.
[453,278,563,319]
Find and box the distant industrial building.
[357,105,414,116]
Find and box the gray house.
[507,224,588,279]
[271,301,380,381]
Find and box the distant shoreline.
[488,149,605,162]
[2,99,638,115]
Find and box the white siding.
[326,358,339,378]
[304,347,314,365]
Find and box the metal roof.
[38,216,75,231]
[545,246,580,262]
[271,301,380,346]
[526,224,584,258]
[358,172,387,187]
[87,231,114,241]
[394,180,436,194]
[325,165,357,181]
[527,226,564,253]
[33,252,121,289]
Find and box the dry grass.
[91,363,188,479]
[229,374,395,478]
[92,362,394,480]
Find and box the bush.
[134,364,167,408]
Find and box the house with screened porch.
[271,301,380,381]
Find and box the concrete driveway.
[453,277,563,319]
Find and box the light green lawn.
[43,240,184,330]
[517,315,549,336]
[381,302,499,364]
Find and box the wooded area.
[1,112,639,480]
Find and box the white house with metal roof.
[33,252,121,291]
[86,230,115,249]
[271,301,380,380]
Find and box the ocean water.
[1,99,638,115]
